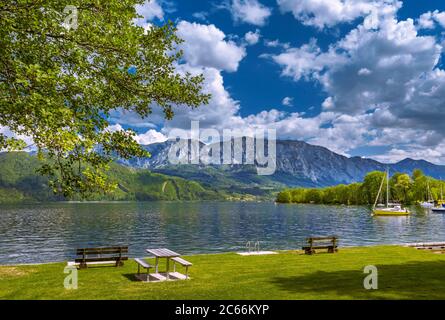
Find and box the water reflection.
[1,202,445,264]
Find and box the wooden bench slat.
[308,237,338,241]
[150,273,167,281]
[135,258,151,269]
[77,246,128,250]
[303,245,337,250]
[172,257,192,266]
[75,256,128,263]
[76,248,128,255]
[168,272,188,280]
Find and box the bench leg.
[166,258,171,280]
[185,266,189,280]
[147,267,150,282]
[328,246,338,253]
[138,264,140,275]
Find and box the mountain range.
[119,139,445,192]
[1,139,445,203]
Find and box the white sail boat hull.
[420,202,434,208]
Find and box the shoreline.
[0,242,438,267]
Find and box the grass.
[1,246,445,300]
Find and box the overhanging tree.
[0,1,209,197]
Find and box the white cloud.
[176,21,246,72]
[433,11,445,27]
[134,0,164,28]
[192,11,209,22]
[264,39,279,47]
[282,97,294,106]
[371,144,445,164]
[105,124,167,145]
[109,108,162,128]
[105,123,124,133]
[244,29,261,45]
[417,10,445,29]
[264,39,290,49]
[277,0,401,29]
[321,97,334,110]
[263,39,347,81]
[358,68,372,75]
[161,64,241,132]
[417,11,435,29]
[111,64,242,136]
[135,129,167,145]
[230,0,272,26]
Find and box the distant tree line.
[276,169,445,205]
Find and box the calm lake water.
[0,201,444,264]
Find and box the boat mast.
[426,179,429,201]
[373,170,385,210]
[439,177,443,201]
[386,168,389,208]
[441,183,443,200]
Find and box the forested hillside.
[0,152,224,203]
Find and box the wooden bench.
[171,257,192,279]
[75,246,128,269]
[302,237,338,255]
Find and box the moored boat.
[432,185,445,213]
[420,179,435,208]
[372,169,410,216]
[432,206,445,213]
[420,201,434,208]
[374,205,411,216]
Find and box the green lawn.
[1,246,445,300]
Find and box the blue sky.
[109,0,445,164]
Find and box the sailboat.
[372,169,410,216]
[432,183,445,213]
[420,179,435,208]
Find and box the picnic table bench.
[135,258,153,282]
[75,246,128,269]
[302,236,338,255]
[171,257,192,280]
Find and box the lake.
[0,201,444,264]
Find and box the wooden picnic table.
[146,248,180,280]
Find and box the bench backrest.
[76,246,128,257]
[307,237,338,246]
